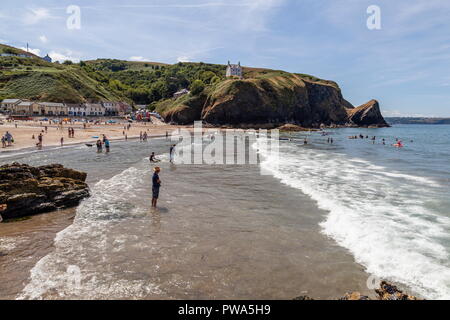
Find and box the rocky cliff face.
[0,163,90,220]
[160,74,388,128]
[347,99,389,127]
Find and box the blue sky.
[1,0,450,116]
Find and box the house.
[1,99,22,113]
[84,103,105,116]
[67,104,86,117]
[226,61,242,78]
[102,101,119,116]
[36,102,68,116]
[13,101,34,115]
[42,54,52,63]
[173,89,190,99]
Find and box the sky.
[1,0,450,116]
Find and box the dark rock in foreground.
[294,281,421,300]
[0,163,90,220]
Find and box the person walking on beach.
[169,144,176,163]
[152,167,161,208]
[60,137,64,147]
[1,135,6,148]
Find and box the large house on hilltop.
[226,61,242,78]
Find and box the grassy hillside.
[0,44,39,58]
[0,44,336,108]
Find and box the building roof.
[38,102,65,107]
[17,101,33,107]
[1,99,21,104]
[174,89,190,95]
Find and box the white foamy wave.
[18,163,159,300]
[257,141,450,299]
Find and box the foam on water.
[257,140,450,299]
[18,162,161,300]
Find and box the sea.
[0,124,449,300]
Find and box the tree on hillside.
[190,80,205,95]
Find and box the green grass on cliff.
[0,44,336,106]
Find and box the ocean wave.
[18,162,157,300]
[256,140,450,299]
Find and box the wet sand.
[0,209,76,299]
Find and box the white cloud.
[49,50,80,63]
[39,35,48,44]
[177,56,190,62]
[23,8,55,25]
[19,47,41,56]
[129,56,148,62]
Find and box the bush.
[190,80,205,95]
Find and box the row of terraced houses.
[0,99,133,117]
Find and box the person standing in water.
[152,167,161,208]
[169,144,176,162]
[96,139,103,152]
[149,152,160,163]
[104,138,110,153]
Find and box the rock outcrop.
[159,74,388,128]
[347,99,389,128]
[0,163,90,220]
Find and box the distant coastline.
[385,117,450,125]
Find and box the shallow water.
[264,125,450,299]
[0,136,372,300]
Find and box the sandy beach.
[0,119,188,152]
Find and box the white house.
[226,61,242,78]
[67,104,86,117]
[173,89,190,99]
[85,103,105,116]
[102,101,119,116]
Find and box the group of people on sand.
[1,131,13,148]
[96,134,111,153]
[68,127,75,138]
